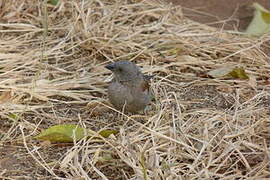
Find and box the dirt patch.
[164,0,270,30]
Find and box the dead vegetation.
[0,0,269,179]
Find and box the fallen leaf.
[35,124,88,143]
[208,66,235,78]
[208,66,249,79]
[246,3,270,36]
[8,113,18,121]
[99,129,118,138]
[228,67,249,79]
[35,124,118,143]
[48,0,59,6]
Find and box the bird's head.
[105,61,142,82]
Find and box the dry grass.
[0,0,269,179]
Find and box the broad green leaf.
[208,66,249,79]
[246,3,270,36]
[35,124,118,143]
[35,124,88,143]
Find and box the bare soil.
[164,0,270,30]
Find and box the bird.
[105,60,153,113]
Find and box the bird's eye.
[118,68,123,72]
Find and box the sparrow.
[105,61,153,113]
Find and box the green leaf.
[207,66,249,79]
[35,124,88,143]
[262,11,270,23]
[228,67,249,80]
[246,3,270,36]
[47,0,59,6]
[8,113,18,120]
[99,129,118,138]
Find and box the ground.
[0,0,269,179]
[165,0,270,30]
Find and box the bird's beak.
[105,63,116,71]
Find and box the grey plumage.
[105,61,152,113]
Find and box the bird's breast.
[108,81,150,112]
